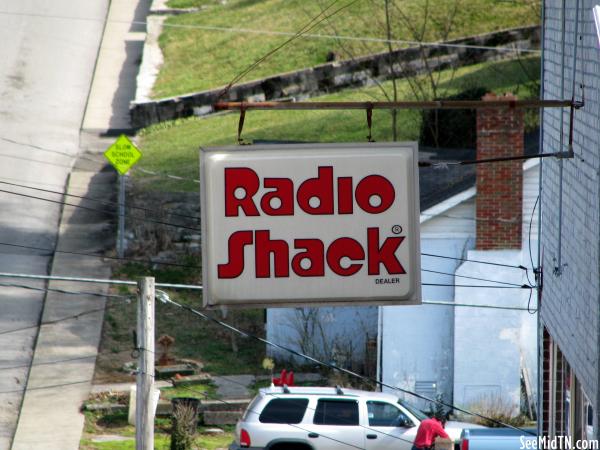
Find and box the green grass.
[96,284,266,378]
[160,383,218,400]
[167,0,212,7]
[137,56,540,192]
[154,0,540,97]
[81,408,233,449]
[81,431,232,450]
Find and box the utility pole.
[136,277,155,450]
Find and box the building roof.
[419,130,539,211]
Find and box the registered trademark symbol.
[392,225,403,234]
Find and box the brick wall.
[475,93,524,249]
[541,0,600,437]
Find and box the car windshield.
[397,399,430,421]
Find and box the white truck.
[459,427,538,450]
[229,386,483,450]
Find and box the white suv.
[229,386,482,450]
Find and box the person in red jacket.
[411,415,450,450]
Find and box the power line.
[0,276,538,311]
[179,379,415,448]
[154,23,540,54]
[177,377,414,447]
[0,272,203,291]
[0,307,108,337]
[419,150,570,168]
[0,179,201,222]
[0,379,93,395]
[0,134,201,185]
[422,268,524,287]
[0,270,531,291]
[0,280,128,300]
[0,136,73,158]
[423,283,532,289]
[0,355,98,372]
[218,0,364,98]
[0,10,541,55]
[0,240,524,286]
[0,241,201,269]
[0,187,201,232]
[422,300,533,311]
[157,293,535,434]
[421,252,527,270]
[135,166,200,184]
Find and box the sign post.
[104,135,142,258]
[200,143,421,308]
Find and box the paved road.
[0,1,108,447]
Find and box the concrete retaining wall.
[130,26,540,129]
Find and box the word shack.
[200,143,421,308]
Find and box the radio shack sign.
[200,143,421,308]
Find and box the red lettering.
[292,239,325,276]
[217,231,253,278]
[224,168,260,217]
[337,177,353,214]
[296,167,334,215]
[367,228,406,275]
[260,178,294,215]
[223,166,396,216]
[326,237,364,276]
[255,230,289,278]
[355,175,395,214]
[216,229,408,279]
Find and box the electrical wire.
[0,354,98,372]
[157,294,535,434]
[0,241,201,269]
[0,179,201,222]
[153,23,540,54]
[0,280,129,300]
[0,379,93,395]
[218,0,364,98]
[421,252,527,270]
[175,380,414,448]
[0,307,108,337]
[0,239,525,287]
[421,268,524,287]
[418,151,569,168]
[0,187,201,232]
[0,10,541,55]
[423,283,532,289]
[0,286,131,339]
[0,272,203,291]
[528,195,539,285]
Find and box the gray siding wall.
[541,0,600,432]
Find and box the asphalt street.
[0,1,108,447]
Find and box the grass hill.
[138,56,540,192]
[153,0,540,97]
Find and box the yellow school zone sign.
[104,135,142,175]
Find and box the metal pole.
[213,99,577,112]
[536,0,547,436]
[118,174,126,259]
[136,277,155,450]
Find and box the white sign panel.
[200,143,421,308]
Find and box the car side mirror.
[396,417,415,428]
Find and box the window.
[398,399,430,421]
[259,398,309,424]
[367,401,413,427]
[313,399,359,426]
